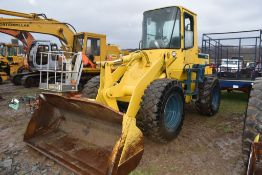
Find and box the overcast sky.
[0,0,261,49]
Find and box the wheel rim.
[164,93,183,132]
[212,84,220,110]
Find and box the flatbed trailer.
[202,30,262,93]
[219,79,254,93]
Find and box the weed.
[223,125,233,133]
[219,91,248,114]
[130,165,158,175]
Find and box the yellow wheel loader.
[23,6,220,175]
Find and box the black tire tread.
[137,78,184,143]
[242,78,262,156]
[21,75,39,88]
[82,75,100,98]
[195,76,220,116]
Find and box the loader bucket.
[24,93,144,175]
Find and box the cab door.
[182,11,197,64]
[85,37,101,63]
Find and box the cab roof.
[0,43,18,47]
[143,6,197,16]
[77,32,106,38]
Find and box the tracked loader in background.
[24,6,221,174]
[0,42,26,84]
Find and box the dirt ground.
[0,82,247,175]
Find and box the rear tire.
[137,79,184,143]
[81,76,130,112]
[242,78,262,159]
[195,76,220,116]
[12,74,22,85]
[22,76,39,88]
[82,75,100,98]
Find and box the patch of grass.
[223,125,233,133]
[219,91,248,114]
[168,165,178,172]
[204,91,248,129]
[130,166,157,175]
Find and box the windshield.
[73,34,84,52]
[7,46,17,56]
[0,45,6,57]
[142,7,180,49]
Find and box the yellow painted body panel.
[0,71,8,82]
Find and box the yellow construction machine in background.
[23,6,220,175]
[0,29,35,54]
[0,9,127,87]
[0,43,25,84]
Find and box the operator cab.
[29,41,59,70]
[73,33,105,64]
[142,6,196,53]
[0,43,18,57]
[0,43,20,62]
[7,45,18,57]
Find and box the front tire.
[23,76,38,88]
[82,75,100,98]
[137,79,185,143]
[195,76,220,116]
[242,78,262,158]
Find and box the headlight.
[172,51,176,58]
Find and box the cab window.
[51,44,58,61]
[86,38,100,56]
[51,44,58,51]
[142,7,181,49]
[36,45,49,65]
[184,13,194,49]
[7,46,17,56]
[0,45,6,56]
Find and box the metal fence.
[202,30,262,80]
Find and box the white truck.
[220,56,244,72]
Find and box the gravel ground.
[0,82,247,175]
